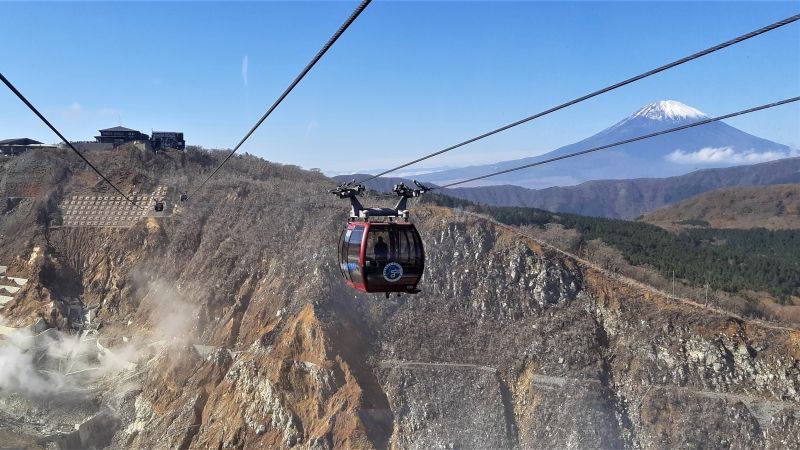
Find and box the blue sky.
[1,1,798,174]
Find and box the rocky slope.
[642,183,800,230]
[0,146,798,449]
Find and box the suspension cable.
[435,96,800,189]
[0,72,142,208]
[358,14,800,184]
[188,0,372,199]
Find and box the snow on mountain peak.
[632,100,708,121]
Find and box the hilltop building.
[94,126,149,146]
[0,138,57,156]
[93,126,186,151]
[151,131,185,150]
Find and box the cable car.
[331,181,429,296]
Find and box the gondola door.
[339,223,366,292]
[362,222,424,293]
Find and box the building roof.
[99,126,141,132]
[0,138,44,146]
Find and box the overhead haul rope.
[357,14,800,184]
[187,0,372,199]
[0,72,143,208]
[434,96,800,189]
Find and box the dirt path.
[380,359,798,427]
[379,359,497,372]
[529,373,799,427]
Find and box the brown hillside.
[642,183,800,230]
[0,146,797,449]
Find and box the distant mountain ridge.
[444,157,800,218]
[413,100,795,189]
[337,157,800,219]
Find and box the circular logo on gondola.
[383,262,403,282]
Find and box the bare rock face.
[190,305,380,449]
[380,362,514,449]
[111,305,383,450]
[422,214,579,319]
[370,211,624,448]
[0,149,798,449]
[363,209,800,449]
[51,408,122,450]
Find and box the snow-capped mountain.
[414,100,795,189]
[630,100,707,121]
[599,100,707,137]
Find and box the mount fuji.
[415,100,796,189]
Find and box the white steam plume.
[0,278,198,399]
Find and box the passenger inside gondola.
[374,236,388,261]
[337,221,424,294]
[366,230,390,269]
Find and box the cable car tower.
[330,180,429,296]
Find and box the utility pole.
[672,270,675,297]
[705,283,710,305]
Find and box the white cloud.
[60,102,84,119]
[666,147,797,165]
[304,120,318,139]
[242,55,249,87]
[58,103,121,124]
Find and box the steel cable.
[189,0,372,199]
[436,96,800,189]
[358,14,800,183]
[0,72,143,208]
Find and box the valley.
[0,147,797,448]
[2,1,799,448]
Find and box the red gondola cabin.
[338,221,424,294]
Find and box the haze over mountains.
[413,100,796,189]
[336,157,800,219]
[443,157,800,218]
